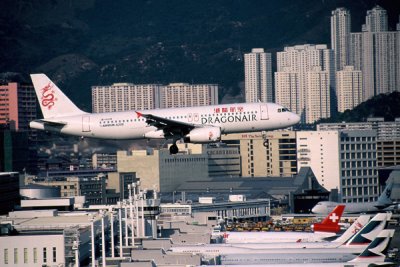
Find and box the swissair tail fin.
[30,74,86,119]
[344,213,391,246]
[333,214,370,244]
[349,229,394,263]
[312,204,345,233]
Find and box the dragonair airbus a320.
[29,74,300,154]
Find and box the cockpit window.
[278,108,290,112]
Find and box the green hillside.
[319,92,400,123]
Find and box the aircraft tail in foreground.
[344,213,391,246]
[332,214,370,244]
[312,205,345,233]
[349,229,394,264]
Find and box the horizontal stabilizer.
[39,119,67,126]
[30,119,67,131]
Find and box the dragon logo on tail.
[41,82,58,110]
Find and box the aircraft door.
[260,105,269,120]
[82,116,91,132]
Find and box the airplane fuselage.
[30,102,298,140]
[311,201,391,214]
[219,252,357,265]
[169,244,363,260]
[222,231,336,244]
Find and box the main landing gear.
[169,138,180,154]
[169,143,179,154]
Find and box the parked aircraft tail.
[344,213,391,246]
[312,204,345,233]
[349,229,394,263]
[333,214,370,244]
[377,177,394,206]
[30,74,86,119]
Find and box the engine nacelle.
[144,130,165,139]
[184,127,221,143]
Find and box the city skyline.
[2,5,397,126]
[1,1,399,109]
[1,3,400,266]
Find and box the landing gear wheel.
[169,144,179,154]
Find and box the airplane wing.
[136,111,196,138]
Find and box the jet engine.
[184,127,221,143]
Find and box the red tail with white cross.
[313,204,345,233]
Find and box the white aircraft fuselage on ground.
[311,178,394,214]
[170,213,389,258]
[29,74,300,154]
[200,229,395,266]
[218,229,394,265]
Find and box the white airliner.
[218,228,394,265]
[29,74,300,154]
[169,213,389,256]
[201,229,395,266]
[312,177,394,214]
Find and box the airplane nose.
[311,205,320,214]
[311,207,317,213]
[292,113,301,124]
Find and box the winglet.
[135,111,143,118]
[313,205,345,233]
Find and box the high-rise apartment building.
[306,68,331,123]
[331,7,351,71]
[222,132,268,177]
[92,83,162,112]
[296,131,340,191]
[297,129,379,203]
[264,131,297,177]
[336,66,363,112]
[0,83,37,173]
[338,130,378,203]
[0,83,36,131]
[244,48,273,103]
[319,118,400,168]
[348,6,400,101]
[92,83,218,113]
[275,45,334,123]
[363,5,388,32]
[274,71,300,114]
[160,83,218,108]
[117,149,208,192]
[222,131,298,178]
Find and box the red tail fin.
[313,205,345,233]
